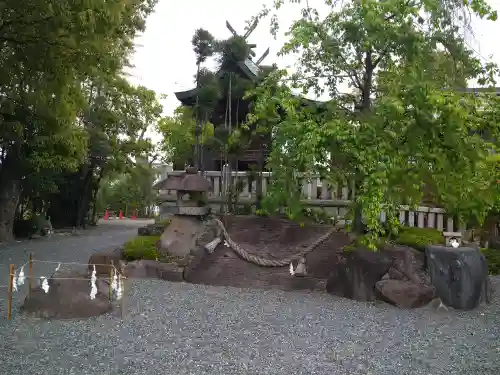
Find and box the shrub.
[394,226,444,251]
[124,235,161,261]
[13,218,38,238]
[482,248,500,275]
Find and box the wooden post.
[108,260,114,300]
[7,264,14,320]
[28,252,33,299]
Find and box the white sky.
[128,0,500,141]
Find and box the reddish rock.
[388,267,407,281]
[376,279,436,308]
[381,245,429,285]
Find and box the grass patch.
[123,234,182,263]
[124,235,161,261]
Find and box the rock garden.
[19,168,500,319]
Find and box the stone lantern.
[160,167,210,217]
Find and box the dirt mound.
[187,215,351,290]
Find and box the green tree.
[248,0,500,246]
[0,0,158,240]
[157,106,214,168]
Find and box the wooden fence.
[159,171,463,233]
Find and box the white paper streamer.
[116,275,123,300]
[111,269,118,292]
[12,271,18,292]
[289,262,295,276]
[54,263,61,273]
[89,265,97,299]
[40,277,49,293]
[17,266,25,286]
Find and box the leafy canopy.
[247,0,500,246]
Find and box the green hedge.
[394,226,444,251]
[124,235,161,261]
[390,226,500,275]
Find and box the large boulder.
[375,279,435,308]
[426,245,491,310]
[157,216,204,258]
[381,244,430,285]
[124,260,184,282]
[326,249,392,301]
[21,271,113,319]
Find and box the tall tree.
[248,0,500,245]
[0,0,158,240]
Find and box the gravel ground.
[0,223,499,375]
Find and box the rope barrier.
[212,218,339,267]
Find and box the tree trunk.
[0,177,22,242]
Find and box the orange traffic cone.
[104,209,109,220]
[119,210,123,220]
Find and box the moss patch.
[394,227,444,252]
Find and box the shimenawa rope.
[211,218,338,267]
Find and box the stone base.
[124,260,184,282]
[158,216,205,258]
[21,271,114,319]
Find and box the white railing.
[159,170,461,233]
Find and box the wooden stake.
[108,260,114,300]
[7,264,14,320]
[28,252,33,299]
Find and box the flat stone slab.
[124,260,184,282]
[88,248,124,276]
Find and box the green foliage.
[481,248,500,275]
[301,207,338,224]
[96,161,160,217]
[255,208,270,217]
[247,0,500,249]
[156,106,215,166]
[0,0,160,239]
[394,227,445,251]
[123,235,161,261]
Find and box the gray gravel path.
[0,223,499,375]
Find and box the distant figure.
[289,257,307,277]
